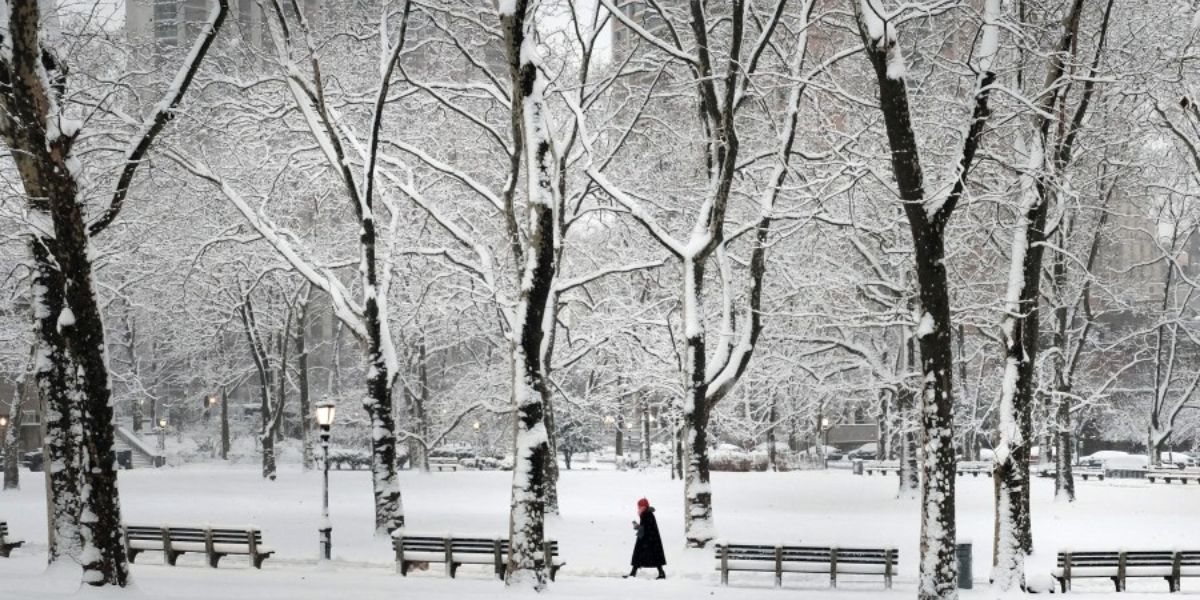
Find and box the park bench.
[429,457,460,472]
[956,462,993,477]
[0,521,24,557]
[1146,469,1200,484]
[1054,550,1200,592]
[124,524,274,569]
[715,543,897,589]
[393,534,564,581]
[862,461,900,476]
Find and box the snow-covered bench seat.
[0,521,23,557]
[955,462,993,477]
[715,543,897,588]
[862,461,900,476]
[392,534,564,581]
[429,457,459,472]
[1146,470,1200,485]
[124,525,274,569]
[1053,550,1200,592]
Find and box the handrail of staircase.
[114,423,163,465]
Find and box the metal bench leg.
[720,545,729,586]
[830,548,838,588]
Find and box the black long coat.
[631,507,667,568]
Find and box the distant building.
[610,0,679,54]
[125,0,322,59]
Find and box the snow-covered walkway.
[2,464,1198,598]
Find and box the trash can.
[955,541,973,589]
[852,459,864,475]
[115,449,133,470]
[22,451,44,472]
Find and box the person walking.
[625,497,666,579]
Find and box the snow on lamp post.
[314,400,336,561]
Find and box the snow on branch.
[555,259,668,293]
[167,151,369,340]
[88,0,230,237]
[596,0,697,64]
[925,0,1000,227]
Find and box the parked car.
[1078,451,1148,470]
[847,443,878,461]
[1159,452,1196,469]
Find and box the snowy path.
[2,464,1199,598]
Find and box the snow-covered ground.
[2,464,1198,598]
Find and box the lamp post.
[820,417,831,469]
[472,421,482,464]
[156,417,168,467]
[314,400,336,561]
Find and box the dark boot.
[656,567,666,580]
[623,567,638,579]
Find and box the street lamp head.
[626,421,634,430]
[472,421,481,431]
[603,415,615,426]
[315,400,337,427]
[820,417,830,429]
[0,415,8,428]
[208,396,218,406]
[158,417,168,429]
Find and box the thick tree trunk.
[32,241,84,563]
[541,384,560,512]
[853,0,999,593]
[912,236,961,600]
[0,0,224,585]
[411,341,431,472]
[993,170,1050,589]
[24,150,129,587]
[682,258,715,548]
[502,0,558,586]
[1054,395,1074,501]
[3,370,25,490]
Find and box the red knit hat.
[637,498,650,509]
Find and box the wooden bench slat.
[716,543,895,589]
[123,524,273,570]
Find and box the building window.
[154,0,178,47]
